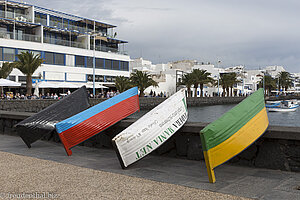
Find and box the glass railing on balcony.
[19,33,41,42]
[71,41,86,49]
[0,30,40,42]
[90,44,127,55]
[35,18,47,26]
[44,36,86,49]
[0,10,30,22]
[0,31,13,39]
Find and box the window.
[31,51,41,58]
[121,61,129,71]
[18,76,26,82]
[96,58,104,69]
[3,48,15,61]
[106,76,112,82]
[44,52,54,64]
[96,75,104,82]
[9,76,15,81]
[105,59,112,69]
[55,53,64,65]
[75,56,85,67]
[86,57,93,68]
[112,60,119,70]
[17,49,28,55]
[0,47,2,60]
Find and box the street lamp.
[91,25,103,98]
[217,60,221,97]
[262,72,265,95]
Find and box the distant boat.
[265,101,281,108]
[267,100,299,112]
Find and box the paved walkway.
[0,134,299,199]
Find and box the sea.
[129,104,300,127]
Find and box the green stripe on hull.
[200,88,265,151]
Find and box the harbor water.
[129,104,300,127]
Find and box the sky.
[22,0,300,72]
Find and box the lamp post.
[263,72,265,95]
[217,60,221,97]
[93,32,96,97]
[91,21,103,98]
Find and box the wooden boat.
[112,89,188,168]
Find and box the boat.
[267,100,299,112]
[265,101,281,108]
[112,89,188,169]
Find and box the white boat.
[268,100,299,112]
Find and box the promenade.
[0,134,299,199]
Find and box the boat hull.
[268,107,297,112]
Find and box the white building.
[0,0,130,92]
[130,58,155,72]
[265,66,285,78]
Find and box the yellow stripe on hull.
[206,107,269,168]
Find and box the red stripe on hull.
[58,95,139,156]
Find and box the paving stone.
[0,134,299,200]
[261,190,300,200]
[219,176,283,199]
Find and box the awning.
[95,36,108,42]
[34,81,57,88]
[0,79,21,87]
[56,82,80,88]
[84,82,108,89]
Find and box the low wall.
[0,95,299,113]
[0,111,299,172]
[0,97,246,112]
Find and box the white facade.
[265,65,285,78]
[0,0,130,89]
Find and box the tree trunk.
[26,75,32,95]
[139,89,144,97]
[226,87,230,97]
[222,86,226,97]
[200,84,204,97]
[231,87,233,97]
[194,84,198,98]
[187,87,191,97]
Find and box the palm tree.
[0,62,14,79]
[220,73,231,97]
[181,73,194,97]
[191,69,214,97]
[115,76,132,93]
[259,75,276,96]
[130,70,158,97]
[228,73,240,97]
[278,71,293,91]
[14,51,43,95]
[0,62,15,95]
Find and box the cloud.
[22,0,300,72]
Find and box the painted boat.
[55,87,139,156]
[16,86,90,148]
[112,89,188,168]
[267,100,299,112]
[265,101,281,108]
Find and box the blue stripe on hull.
[56,87,138,133]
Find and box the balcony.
[91,44,127,55]
[43,36,86,49]
[0,30,41,43]
[35,18,47,26]
[0,10,31,22]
